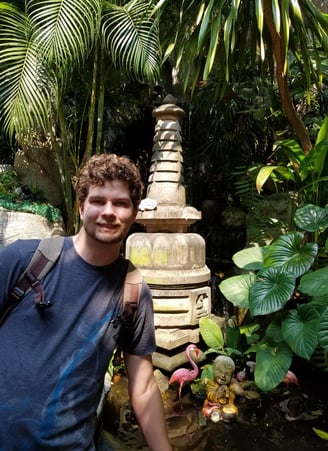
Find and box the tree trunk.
[263,1,312,154]
[82,43,99,167]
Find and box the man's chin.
[94,233,123,245]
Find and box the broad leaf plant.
[219,203,328,392]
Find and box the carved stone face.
[213,357,235,386]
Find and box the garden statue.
[169,344,200,406]
[202,355,247,423]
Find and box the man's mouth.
[97,223,119,231]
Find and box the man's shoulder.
[0,238,40,261]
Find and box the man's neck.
[73,229,121,266]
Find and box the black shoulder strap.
[119,260,143,328]
[0,236,64,326]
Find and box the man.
[0,154,172,451]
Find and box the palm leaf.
[102,1,161,82]
[27,0,101,69]
[156,0,328,100]
[0,4,52,136]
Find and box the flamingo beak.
[193,347,200,358]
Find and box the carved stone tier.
[137,205,201,233]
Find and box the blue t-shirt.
[0,237,155,450]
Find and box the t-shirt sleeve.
[119,281,156,356]
[0,239,39,315]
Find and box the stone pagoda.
[125,95,211,371]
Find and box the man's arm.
[124,352,172,451]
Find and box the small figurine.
[169,344,200,405]
[202,355,247,423]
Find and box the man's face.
[79,180,138,245]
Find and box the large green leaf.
[232,246,264,271]
[275,138,304,167]
[299,266,328,297]
[299,138,328,180]
[255,165,295,193]
[294,204,328,232]
[225,324,245,352]
[199,317,224,350]
[264,232,317,277]
[318,307,328,350]
[265,318,283,343]
[249,268,295,316]
[315,116,328,146]
[254,339,292,391]
[282,305,320,359]
[219,273,256,307]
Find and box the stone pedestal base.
[126,232,211,371]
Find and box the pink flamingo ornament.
[283,369,299,386]
[169,344,200,404]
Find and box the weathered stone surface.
[155,120,181,132]
[145,182,186,207]
[155,328,200,350]
[148,172,184,183]
[126,233,207,270]
[153,130,182,143]
[153,345,205,372]
[153,286,211,327]
[149,160,182,172]
[0,208,65,247]
[152,143,183,153]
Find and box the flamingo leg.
[178,384,183,409]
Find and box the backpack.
[0,236,142,327]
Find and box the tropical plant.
[155,0,328,153]
[219,203,328,392]
[0,0,161,231]
[256,115,328,206]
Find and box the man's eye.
[116,200,130,207]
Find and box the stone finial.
[136,95,201,232]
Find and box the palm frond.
[27,0,101,69]
[102,1,161,82]
[0,5,53,137]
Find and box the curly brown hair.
[76,153,144,208]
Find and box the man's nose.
[102,201,115,215]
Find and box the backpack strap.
[118,260,142,328]
[96,260,143,429]
[0,236,64,326]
